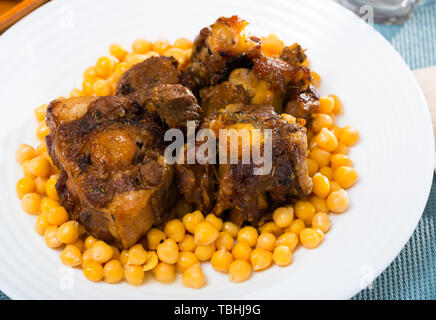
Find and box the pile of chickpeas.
[15,34,359,289]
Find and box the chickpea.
[132,39,152,54]
[91,241,114,263]
[307,158,319,177]
[237,226,258,247]
[330,154,353,171]
[339,125,359,146]
[178,234,196,252]
[21,193,40,215]
[256,232,276,251]
[211,249,233,273]
[174,37,193,50]
[319,166,333,181]
[81,249,93,266]
[176,251,199,273]
[109,44,127,62]
[143,251,159,271]
[309,147,331,168]
[316,128,338,152]
[95,56,112,78]
[318,96,334,114]
[311,113,333,133]
[285,219,305,236]
[330,181,342,192]
[215,231,234,251]
[250,248,273,271]
[329,94,343,115]
[28,155,51,177]
[231,242,252,261]
[194,243,216,262]
[222,222,239,238]
[312,212,331,233]
[157,238,179,264]
[272,206,294,228]
[72,239,85,253]
[60,245,82,267]
[16,177,35,199]
[83,261,104,282]
[35,213,50,235]
[276,232,299,251]
[34,176,47,195]
[103,260,124,284]
[152,262,175,284]
[312,173,331,199]
[146,228,166,250]
[229,260,252,283]
[47,206,69,226]
[333,166,358,189]
[44,225,61,248]
[124,264,145,286]
[205,214,224,231]
[153,39,171,55]
[333,142,350,155]
[183,210,204,234]
[327,188,349,213]
[294,201,316,225]
[15,144,36,165]
[183,264,206,289]
[164,219,185,242]
[127,243,148,265]
[194,221,219,245]
[119,250,129,266]
[300,228,325,249]
[57,220,80,244]
[84,235,98,250]
[272,245,292,266]
[258,222,282,237]
[309,195,328,213]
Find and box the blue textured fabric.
[0,1,435,301]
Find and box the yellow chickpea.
[251,248,273,271]
[339,125,359,146]
[328,94,342,114]
[84,235,98,250]
[312,212,331,233]
[194,221,219,245]
[215,231,234,251]
[276,232,299,251]
[153,39,171,55]
[311,71,321,88]
[109,43,127,61]
[286,219,305,236]
[316,128,338,152]
[81,249,93,265]
[222,221,239,238]
[91,241,114,263]
[60,245,82,267]
[143,251,159,271]
[319,166,334,181]
[309,195,328,213]
[309,147,331,168]
[256,232,276,251]
[307,158,319,177]
[47,206,69,226]
[44,225,62,248]
[93,79,112,96]
[311,113,333,133]
[333,142,350,155]
[229,259,252,282]
[205,214,224,231]
[318,96,334,114]
[35,213,50,235]
[36,122,50,141]
[146,228,166,250]
[176,251,199,273]
[312,173,331,199]
[327,189,349,213]
[330,154,353,171]
[83,261,104,282]
[263,34,284,56]
[273,245,293,266]
[237,226,258,247]
[111,245,120,260]
[95,56,112,78]
[28,156,51,177]
[132,39,152,54]
[300,228,325,249]
[183,264,206,289]
[119,249,129,266]
[211,249,233,273]
[183,210,204,234]
[194,243,216,262]
[127,243,148,265]
[178,234,197,252]
[272,206,294,228]
[330,181,342,192]
[164,219,186,242]
[152,262,175,284]
[157,238,179,264]
[333,166,358,189]
[258,221,282,237]
[21,193,40,215]
[294,201,316,225]
[73,239,85,252]
[15,144,36,165]
[124,264,145,286]
[16,177,35,199]
[34,176,47,195]
[231,242,252,261]
[174,37,193,50]
[103,260,124,284]
[57,220,79,244]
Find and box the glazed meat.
[284,85,320,120]
[181,16,262,93]
[46,96,174,248]
[199,81,249,116]
[199,104,312,225]
[116,56,202,129]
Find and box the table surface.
[0,0,435,300]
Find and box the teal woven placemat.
[1,0,435,301]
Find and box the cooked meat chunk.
[284,85,320,120]
[150,84,203,129]
[181,16,262,93]
[199,81,248,116]
[46,96,174,248]
[279,44,307,67]
[200,104,312,225]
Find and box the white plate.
[0,0,433,300]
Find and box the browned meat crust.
[284,85,320,120]
[199,81,249,116]
[46,96,174,248]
